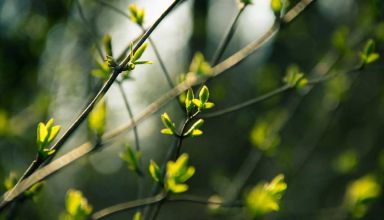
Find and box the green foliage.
[185,88,196,114]
[129,4,145,26]
[192,85,215,111]
[61,189,92,220]
[189,52,212,76]
[271,0,282,14]
[132,211,142,220]
[165,153,195,193]
[103,34,113,57]
[36,118,61,159]
[344,175,381,218]
[333,150,358,174]
[120,145,142,175]
[125,42,153,73]
[4,171,18,190]
[149,160,161,184]
[160,112,177,136]
[184,119,204,137]
[88,98,107,137]
[332,26,350,53]
[245,174,287,219]
[283,65,308,89]
[250,120,280,155]
[91,60,111,81]
[360,39,380,65]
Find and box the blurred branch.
[75,0,104,60]
[211,4,248,65]
[92,193,242,220]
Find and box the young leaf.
[88,98,107,137]
[132,42,148,62]
[360,39,380,65]
[184,119,204,137]
[132,212,142,220]
[36,118,61,159]
[120,145,142,174]
[65,189,92,220]
[185,88,195,113]
[245,174,287,219]
[283,65,308,89]
[103,34,113,57]
[129,4,145,26]
[149,160,161,183]
[271,0,282,14]
[199,85,210,104]
[344,174,381,218]
[189,52,212,76]
[165,154,195,194]
[160,113,177,135]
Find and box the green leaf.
[91,69,109,81]
[344,175,381,218]
[149,160,161,183]
[184,119,204,137]
[189,52,212,76]
[24,182,44,199]
[160,128,174,135]
[204,102,215,109]
[120,145,141,174]
[283,65,307,89]
[160,113,176,135]
[360,39,380,64]
[4,172,18,190]
[245,174,287,219]
[165,154,195,194]
[199,85,210,104]
[103,34,113,57]
[65,189,92,220]
[271,0,282,13]
[132,42,148,62]
[132,212,142,220]
[36,118,61,157]
[185,88,195,113]
[191,129,203,137]
[366,53,380,64]
[134,60,153,65]
[129,4,145,26]
[192,99,202,108]
[88,98,107,136]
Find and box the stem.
[203,85,292,118]
[92,193,242,220]
[92,193,166,220]
[117,81,140,152]
[211,6,246,65]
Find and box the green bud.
[199,85,210,104]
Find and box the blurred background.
[0,0,384,219]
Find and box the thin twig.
[211,5,247,65]
[92,193,166,220]
[117,81,140,152]
[92,193,242,220]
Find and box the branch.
[92,193,242,220]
